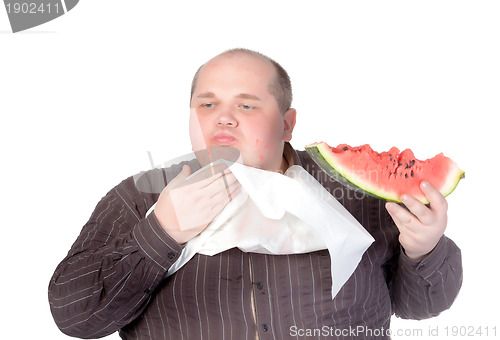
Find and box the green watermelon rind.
[305,143,465,205]
[434,166,466,200]
[305,144,400,202]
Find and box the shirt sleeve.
[48,172,184,338]
[390,234,463,320]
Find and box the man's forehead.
[200,52,275,76]
[190,52,278,103]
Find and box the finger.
[178,173,238,207]
[386,202,419,234]
[210,177,241,201]
[225,177,242,200]
[202,173,238,199]
[186,169,236,190]
[230,184,242,199]
[223,183,242,203]
[167,165,192,188]
[400,194,436,226]
[203,162,232,178]
[386,202,413,225]
[209,186,240,219]
[206,171,238,189]
[389,210,422,243]
[421,181,448,216]
[185,162,229,181]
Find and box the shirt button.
[256,283,264,290]
[262,324,268,332]
[167,252,176,260]
[418,264,426,271]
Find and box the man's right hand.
[154,164,241,244]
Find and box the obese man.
[49,48,462,339]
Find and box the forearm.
[49,197,182,337]
[391,235,463,320]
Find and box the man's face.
[189,53,296,172]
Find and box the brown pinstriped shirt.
[48,143,462,339]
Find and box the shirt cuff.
[398,235,449,280]
[132,212,184,273]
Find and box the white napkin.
[150,160,374,299]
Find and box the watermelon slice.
[305,142,464,204]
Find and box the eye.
[202,103,215,109]
[241,104,255,110]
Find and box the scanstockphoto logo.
[3,0,78,33]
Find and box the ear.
[282,108,297,142]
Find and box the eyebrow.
[236,93,261,101]
[196,92,261,101]
[196,92,216,98]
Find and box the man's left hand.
[385,181,448,261]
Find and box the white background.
[1,1,499,339]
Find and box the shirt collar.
[283,142,302,169]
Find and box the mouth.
[211,132,237,146]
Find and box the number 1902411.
[5,2,62,14]
[443,326,497,337]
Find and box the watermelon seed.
[343,146,348,151]
[411,170,414,177]
[405,163,409,169]
[405,174,408,179]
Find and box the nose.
[217,108,238,127]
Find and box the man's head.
[189,49,297,172]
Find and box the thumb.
[176,164,192,180]
[167,165,192,189]
[180,164,192,177]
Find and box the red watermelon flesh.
[305,142,464,204]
